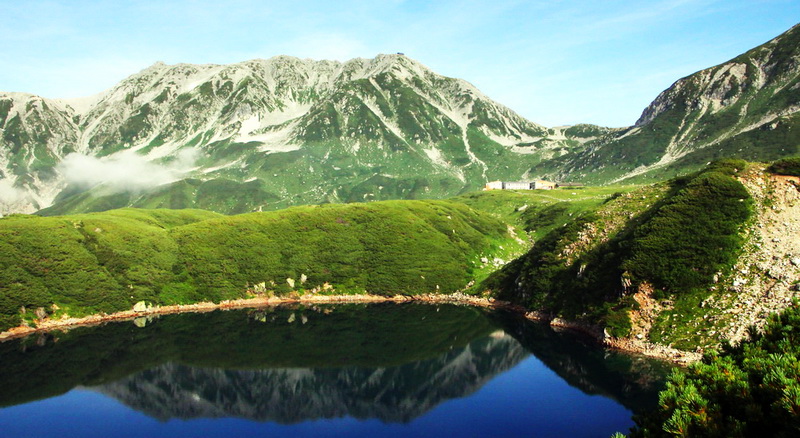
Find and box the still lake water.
[0,303,671,437]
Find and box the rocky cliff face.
[536,24,800,184]
[2,55,590,215]
[688,168,800,344]
[0,93,79,212]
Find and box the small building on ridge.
[504,181,534,190]
[483,179,560,190]
[532,180,556,190]
[485,180,504,190]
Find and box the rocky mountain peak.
[533,23,800,186]
[635,23,800,128]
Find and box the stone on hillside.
[133,301,147,312]
[34,307,47,319]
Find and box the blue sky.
[1,0,798,127]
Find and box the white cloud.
[58,148,199,191]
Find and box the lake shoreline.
[0,293,701,364]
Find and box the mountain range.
[1,24,798,215]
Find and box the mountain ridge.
[1,53,590,215]
[535,23,800,184]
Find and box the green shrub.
[622,171,752,297]
[767,156,800,176]
[604,305,633,338]
[630,303,800,437]
[705,158,749,176]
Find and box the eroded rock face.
[701,170,800,344]
[0,93,79,214]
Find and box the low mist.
[0,180,29,204]
[58,148,199,191]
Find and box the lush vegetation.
[622,162,753,297]
[453,185,639,240]
[0,200,509,331]
[38,178,283,216]
[450,185,641,288]
[483,160,753,340]
[629,303,800,437]
[170,200,508,300]
[0,209,221,330]
[767,156,800,176]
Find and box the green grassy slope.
[482,160,754,342]
[0,201,510,331]
[0,209,223,329]
[453,185,640,241]
[447,186,643,290]
[37,178,283,216]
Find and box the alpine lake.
[0,303,672,437]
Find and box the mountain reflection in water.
[97,332,525,423]
[0,303,670,427]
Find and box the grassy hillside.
[169,200,508,300]
[453,185,640,241]
[482,160,755,343]
[37,179,284,216]
[0,200,510,331]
